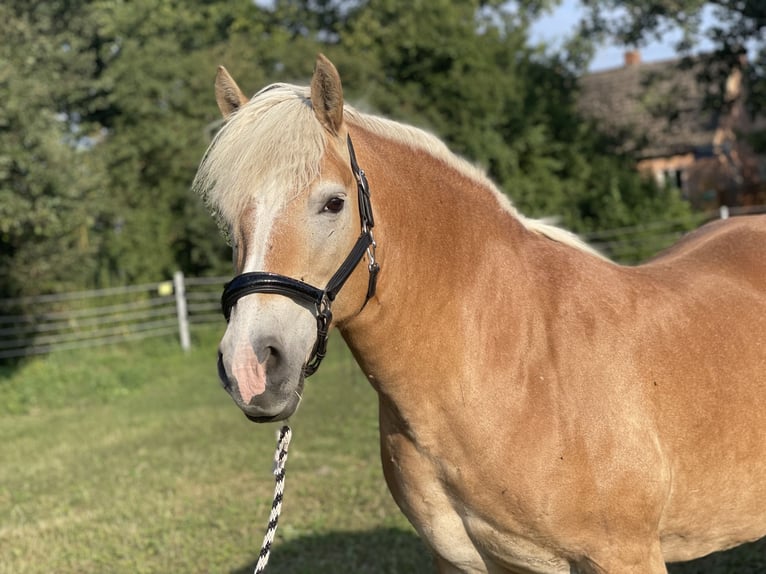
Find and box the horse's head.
[194,55,377,422]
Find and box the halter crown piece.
[221,135,379,377]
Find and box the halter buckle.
[304,299,332,377]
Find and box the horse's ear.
[215,66,249,119]
[310,54,344,135]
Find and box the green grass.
[0,327,763,573]
[0,329,429,573]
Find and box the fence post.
[719,205,729,219]
[173,271,191,352]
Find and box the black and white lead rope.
[254,425,292,574]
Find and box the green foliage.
[561,149,702,262]
[1,0,246,293]
[0,0,700,302]
[0,330,431,572]
[0,4,106,297]
[68,0,247,284]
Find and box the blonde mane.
[193,83,323,227]
[194,82,601,258]
[344,109,603,258]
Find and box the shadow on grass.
[231,527,432,574]
[668,536,766,574]
[232,529,766,574]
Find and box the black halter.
[221,135,379,377]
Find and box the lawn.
[0,326,763,573]
[0,328,429,573]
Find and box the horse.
[193,54,766,573]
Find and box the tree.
[64,0,247,284]
[0,4,107,297]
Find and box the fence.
[0,205,763,359]
[0,273,227,359]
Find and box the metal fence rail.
[185,275,228,326]
[0,273,227,359]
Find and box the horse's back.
[644,214,766,287]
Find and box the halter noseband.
[221,135,379,377]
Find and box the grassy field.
[0,326,763,573]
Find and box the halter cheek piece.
[221,135,379,377]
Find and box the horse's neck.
[339,125,538,398]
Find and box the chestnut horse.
[193,55,766,573]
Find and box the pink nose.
[231,344,267,403]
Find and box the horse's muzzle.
[217,349,304,423]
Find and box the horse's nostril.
[265,345,280,371]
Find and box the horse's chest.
[381,431,570,573]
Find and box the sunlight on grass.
[0,328,429,574]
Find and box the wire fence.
[0,273,227,360]
[0,205,763,360]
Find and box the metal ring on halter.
[366,232,377,269]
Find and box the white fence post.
[173,271,191,352]
[719,205,729,219]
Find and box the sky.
[529,0,713,72]
[253,0,721,73]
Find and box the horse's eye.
[323,197,345,214]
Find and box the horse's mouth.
[240,377,304,423]
[242,404,294,423]
[245,412,283,423]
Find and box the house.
[578,50,766,211]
